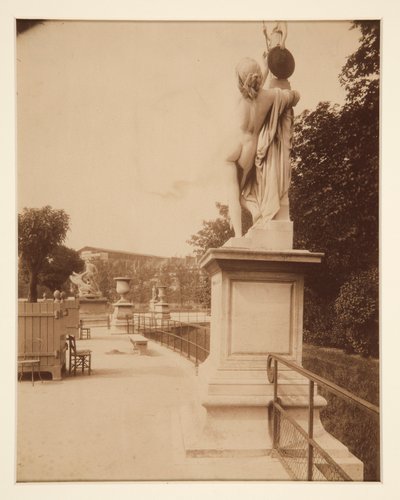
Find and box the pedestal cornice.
[199,247,324,275]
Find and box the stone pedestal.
[110,277,133,334]
[189,247,323,456]
[155,285,170,327]
[110,301,133,334]
[184,241,363,478]
[79,297,109,326]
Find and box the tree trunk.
[28,270,38,302]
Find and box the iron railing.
[126,313,210,368]
[267,353,380,481]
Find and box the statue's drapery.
[241,88,295,226]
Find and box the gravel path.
[17,329,289,482]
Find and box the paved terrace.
[17,327,289,482]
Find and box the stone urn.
[114,277,131,303]
[156,285,167,303]
[111,277,133,334]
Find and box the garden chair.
[79,320,91,339]
[67,335,92,375]
[18,338,43,386]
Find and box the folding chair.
[67,335,92,375]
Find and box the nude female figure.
[224,53,299,237]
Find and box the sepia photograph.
[4,0,400,497]
[14,17,381,484]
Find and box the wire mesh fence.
[275,406,351,481]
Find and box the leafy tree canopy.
[39,245,84,292]
[291,20,379,296]
[188,203,252,258]
[18,206,70,302]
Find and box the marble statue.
[224,22,299,237]
[70,259,102,298]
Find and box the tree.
[39,245,84,293]
[19,245,84,297]
[290,21,379,354]
[18,206,70,302]
[188,202,252,258]
[292,21,378,283]
[187,203,252,309]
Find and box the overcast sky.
[17,20,360,257]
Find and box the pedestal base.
[155,301,170,327]
[182,403,272,458]
[79,298,109,327]
[225,220,293,251]
[110,301,133,334]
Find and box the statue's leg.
[225,161,243,237]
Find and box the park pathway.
[17,328,289,482]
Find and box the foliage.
[187,202,252,258]
[187,203,234,258]
[194,270,211,308]
[187,203,253,307]
[18,206,70,302]
[334,267,379,357]
[303,344,380,480]
[92,257,206,308]
[170,262,200,306]
[92,258,152,304]
[291,21,379,352]
[302,288,336,346]
[19,245,84,297]
[39,246,84,293]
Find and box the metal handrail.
[267,353,379,418]
[267,353,379,481]
[126,313,210,366]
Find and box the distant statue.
[151,285,158,301]
[224,21,299,236]
[70,259,102,298]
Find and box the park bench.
[129,334,148,355]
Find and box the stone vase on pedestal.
[110,277,133,334]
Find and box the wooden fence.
[18,299,79,380]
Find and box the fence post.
[307,380,315,481]
[272,359,279,449]
[195,329,198,365]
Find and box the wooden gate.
[18,299,79,380]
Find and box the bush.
[303,288,339,347]
[303,344,380,480]
[334,267,379,357]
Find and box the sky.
[17,20,360,257]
